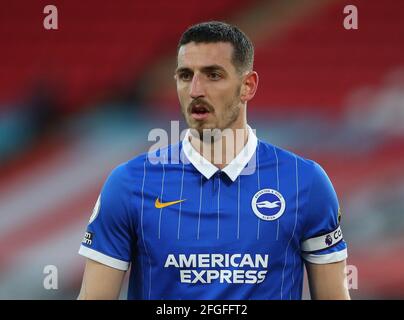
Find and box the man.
[78,21,350,300]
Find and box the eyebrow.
[175,64,227,75]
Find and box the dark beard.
[182,84,242,140]
[188,104,240,147]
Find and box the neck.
[189,123,249,170]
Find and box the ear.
[240,71,259,103]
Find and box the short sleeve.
[78,164,135,271]
[301,162,348,264]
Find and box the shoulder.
[257,139,324,177]
[111,142,181,181]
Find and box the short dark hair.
[178,21,254,73]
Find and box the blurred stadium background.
[0,0,403,299]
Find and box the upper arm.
[305,260,350,300]
[301,162,348,264]
[78,259,126,300]
[78,164,137,298]
[301,162,349,299]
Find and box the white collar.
[182,125,258,182]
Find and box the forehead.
[177,42,235,71]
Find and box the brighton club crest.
[251,189,286,221]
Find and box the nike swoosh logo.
[155,198,186,209]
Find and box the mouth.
[190,104,211,121]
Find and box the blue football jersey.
[79,126,347,299]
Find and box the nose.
[189,74,205,99]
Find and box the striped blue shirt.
[79,126,347,299]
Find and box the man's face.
[176,42,244,136]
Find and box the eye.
[208,72,222,80]
[178,72,192,81]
